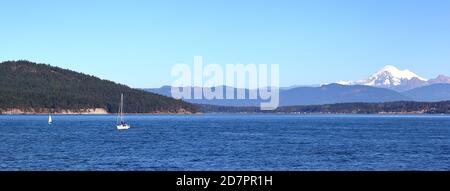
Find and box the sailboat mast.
[117,93,123,124]
[120,93,123,122]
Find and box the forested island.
[199,101,450,114]
[0,61,197,114]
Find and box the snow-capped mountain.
[337,65,429,91]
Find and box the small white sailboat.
[116,93,130,130]
[48,115,53,125]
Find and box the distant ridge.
[199,101,450,114]
[279,83,409,106]
[403,83,450,102]
[145,84,411,107]
[0,60,197,114]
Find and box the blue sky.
[1,0,449,88]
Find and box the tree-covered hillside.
[0,60,197,113]
[199,101,450,114]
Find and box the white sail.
[116,93,130,130]
[48,115,52,124]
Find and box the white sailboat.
[116,93,130,130]
[48,115,52,125]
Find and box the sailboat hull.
[117,124,130,130]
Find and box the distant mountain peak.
[436,74,448,78]
[429,74,450,84]
[374,65,426,81]
[337,65,428,91]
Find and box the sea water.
[0,114,449,170]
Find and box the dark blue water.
[0,114,449,170]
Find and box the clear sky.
[1,0,449,88]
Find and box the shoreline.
[1,112,448,116]
[0,108,198,115]
[0,108,108,115]
[1,108,448,115]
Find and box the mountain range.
[146,65,450,107]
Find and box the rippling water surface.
[0,114,449,170]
